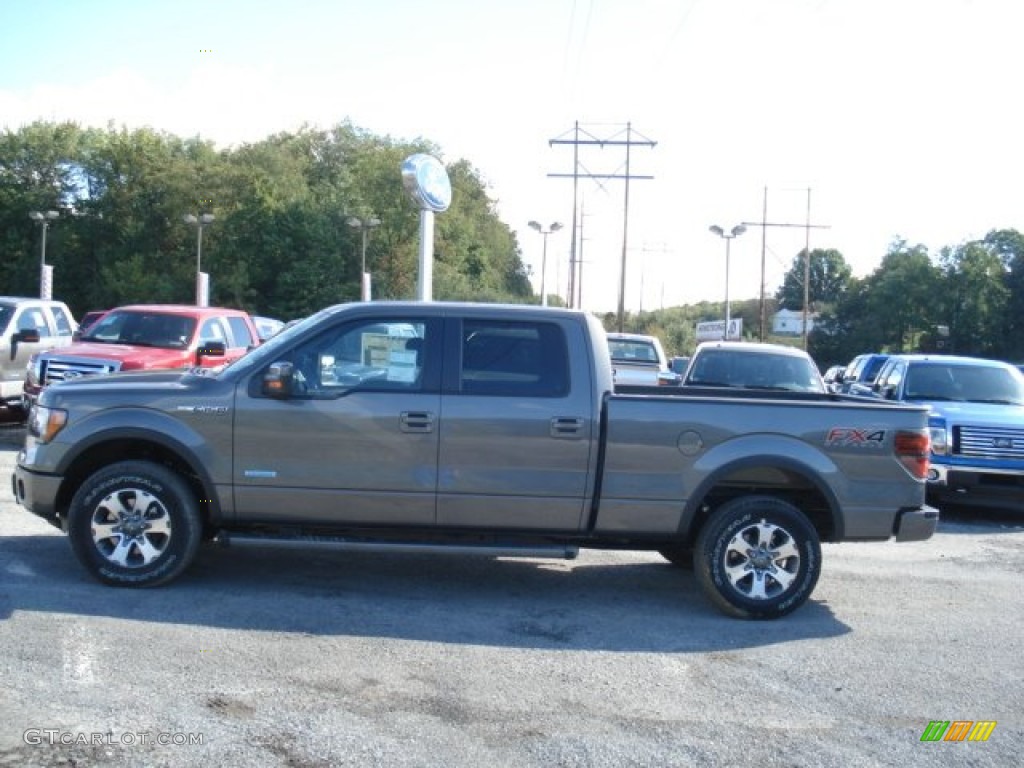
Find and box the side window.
[16,308,50,336]
[281,319,429,397]
[225,316,256,348]
[460,320,569,397]
[199,318,227,344]
[51,306,74,337]
[881,363,903,392]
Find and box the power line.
[742,186,830,347]
[548,121,656,331]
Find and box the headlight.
[27,405,68,444]
[928,418,948,456]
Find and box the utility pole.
[548,122,656,329]
[742,187,830,347]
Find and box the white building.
[772,308,818,336]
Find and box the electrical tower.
[548,122,655,331]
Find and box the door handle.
[550,417,584,438]
[401,411,435,433]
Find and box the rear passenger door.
[436,317,595,531]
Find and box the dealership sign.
[696,319,742,341]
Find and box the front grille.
[41,357,121,385]
[954,425,1024,461]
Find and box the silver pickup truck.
[12,302,937,619]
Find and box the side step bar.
[218,532,579,560]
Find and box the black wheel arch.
[52,428,221,529]
[681,454,844,545]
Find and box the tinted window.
[460,320,568,397]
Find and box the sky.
[2,0,1022,314]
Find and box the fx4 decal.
[826,427,887,447]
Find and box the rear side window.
[226,316,256,348]
[51,306,74,336]
[460,320,569,397]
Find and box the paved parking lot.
[0,423,1021,767]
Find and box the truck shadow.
[0,535,850,651]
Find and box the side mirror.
[13,329,41,344]
[195,341,226,365]
[262,361,296,398]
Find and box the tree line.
[0,120,533,321]
[3,120,1021,368]
[606,233,1024,368]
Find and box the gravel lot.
[0,422,1021,767]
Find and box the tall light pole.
[528,220,563,307]
[347,216,381,301]
[709,224,747,340]
[183,213,215,306]
[29,210,59,299]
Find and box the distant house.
[772,308,818,336]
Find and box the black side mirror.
[13,329,41,344]
[262,361,296,398]
[195,341,226,365]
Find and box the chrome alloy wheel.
[89,488,172,568]
[721,518,801,600]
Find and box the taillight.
[895,430,931,479]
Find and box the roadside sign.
[696,319,742,341]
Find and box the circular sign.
[401,154,452,213]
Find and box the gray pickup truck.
[12,302,937,619]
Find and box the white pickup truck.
[606,332,679,387]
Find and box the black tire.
[658,545,694,569]
[67,460,202,587]
[694,496,821,619]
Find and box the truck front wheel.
[67,461,202,587]
[694,496,821,619]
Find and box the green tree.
[775,248,853,310]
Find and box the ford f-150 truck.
[12,302,937,619]
[857,353,1024,511]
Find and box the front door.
[231,316,442,527]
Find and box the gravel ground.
[0,424,1021,767]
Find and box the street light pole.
[347,216,381,301]
[183,213,215,306]
[528,220,563,307]
[29,210,59,299]
[709,224,747,340]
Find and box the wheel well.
[54,438,213,526]
[686,465,837,544]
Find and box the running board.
[218,532,579,560]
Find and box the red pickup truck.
[23,304,260,408]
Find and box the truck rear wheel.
[694,496,821,619]
[67,461,202,587]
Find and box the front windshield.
[82,310,196,349]
[905,363,1024,405]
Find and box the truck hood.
[41,368,217,406]
[926,400,1024,425]
[47,342,192,370]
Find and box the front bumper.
[12,463,64,530]
[893,505,940,542]
[927,462,1024,510]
